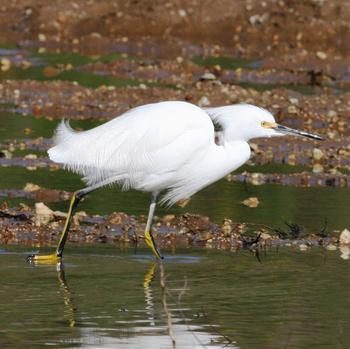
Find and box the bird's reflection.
[340,245,350,260]
[144,262,176,347]
[56,262,76,328]
[143,262,156,326]
[53,258,230,348]
[55,260,179,344]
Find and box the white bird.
[27,101,322,263]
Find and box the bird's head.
[206,104,323,142]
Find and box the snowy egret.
[27,101,322,263]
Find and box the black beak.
[275,124,323,141]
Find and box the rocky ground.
[1,200,350,259]
[1,0,350,252]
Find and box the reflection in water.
[159,262,176,347]
[340,245,350,260]
[55,259,235,348]
[1,247,350,348]
[143,263,156,326]
[56,263,76,328]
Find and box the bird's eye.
[261,121,267,128]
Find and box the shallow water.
[0,246,349,349]
[1,109,350,230]
[2,164,350,231]
[0,48,348,232]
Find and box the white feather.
[49,102,214,204]
[48,101,286,206]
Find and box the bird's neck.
[203,140,251,178]
[221,140,251,170]
[170,140,251,204]
[216,131,252,163]
[220,126,251,143]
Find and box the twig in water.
[160,262,176,348]
[241,233,262,263]
[318,218,328,238]
[284,221,302,239]
[177,276,188,304]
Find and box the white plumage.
[48,101,320,206]
[26,100,323,262]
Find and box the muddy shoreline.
[1,0,350,249]
[1,202,349,259]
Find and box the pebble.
[20,60,32,69]
[177,198,190,208]
[198,96,211,107]
[289,97,299,105]
[13,89,20,99]
[241,197,260,208]
[327,110,337,118]
[287,153,296,165]
[312,148,324,161]
[38,33,46,42]
[316,51,327,60]
[178,9,187,17]
[35,202,54,226]
[73,211,87,226]
[0,150,12,159]
[1,58,11,72]
[326,244,337,251]
[222,219,233,236]
[287,105,298,114]
[260,232,272,240]
[24,153,38,160]
[250,172,265,185]
[340,245,350,260]
[176,56,184,64]
[53,210,68,218]
[42,66,61,78]
[312,163,324,173]
[162,214,175,224]
[339,229,350,245]
[249,13,269,25]
[200,72,216,81]
[25,8,32,16]
[299,243,308,251]
[23,183,41,192]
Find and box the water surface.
[0,246,349,348]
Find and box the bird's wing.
[48,101,215,188]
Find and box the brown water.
[0,245,349,349]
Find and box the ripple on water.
[0,246,350,348]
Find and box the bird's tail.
[47,120,119,186]
[47,120,77,163]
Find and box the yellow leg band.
[26,191,80,264]
[144,230,163,259]
[56,192,79,255]
[27,253,61,265]
[143,263,156,288]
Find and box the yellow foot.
[26,253,62,265]
[144,230,163,260]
